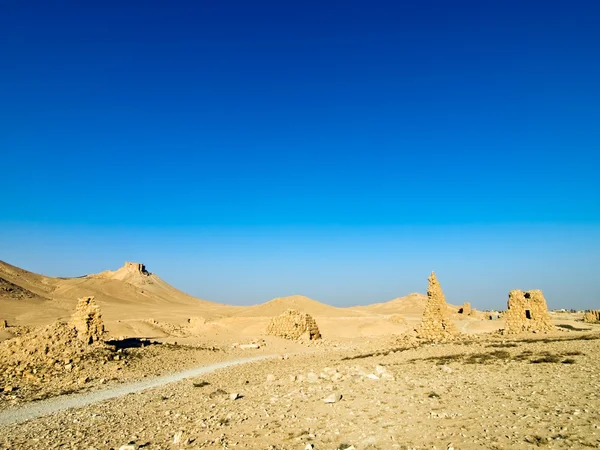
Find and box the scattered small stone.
[266,374,276,383]
[307,372,319,383]
[173,430,184,445]
[324,392,342,403]
[118,444,137,450]
[239,344,260,349]
[230,393,242,400]
[375,365,387,375]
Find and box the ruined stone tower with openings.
[416,272,459,341]
[503,290,554,334]
[71,296,105,344]
[458,302,472,315]
[266,309,321,341]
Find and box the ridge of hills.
[349,292,459,315]
[0,260,241,327]
[232,294,367,318]
[0,259,462,333]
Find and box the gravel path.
[0,354,276,426]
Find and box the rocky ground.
[0,324,278,410]
[1,330,599,449]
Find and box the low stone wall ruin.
[266,309,321,340]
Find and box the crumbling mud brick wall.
[266,309,321,340]
[503,290,554,334]
[583,310,600,324]
[72,296,105,344]
[416,272,459,340]
[458,302,472,315]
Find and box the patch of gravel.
[0,355,275,426]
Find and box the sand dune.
[233,295,365,318]
[349,292,461,315]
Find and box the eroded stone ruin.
[583,310,600,324]
[458,302,472,315]
[503,290,554,334]
[416,272,459,341]
[266,309,321,340]
[124,262,149,275]
[72,296,105,344]
[0,319,7,328]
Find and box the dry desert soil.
[1,260,599,450]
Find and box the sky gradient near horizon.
[1,1,599,309]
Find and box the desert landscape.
[3,1,599,448]
[1,260,599,450]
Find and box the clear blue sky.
[1,1,599,309]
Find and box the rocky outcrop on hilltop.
[90,262,152,283]
[123,262,150,275]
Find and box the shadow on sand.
[105,337,162,350]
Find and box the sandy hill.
[349,292,459,315]
[234,295,365,318]
[0,260,57,299]
[0,260,241,329]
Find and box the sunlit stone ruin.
[416,272,459,341]
[72,296,105,344]
[266,309,321,340]
[503,289,554,334]
[583,310,600,324]
[458,302,472,315]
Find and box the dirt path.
[0,354,276,427]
